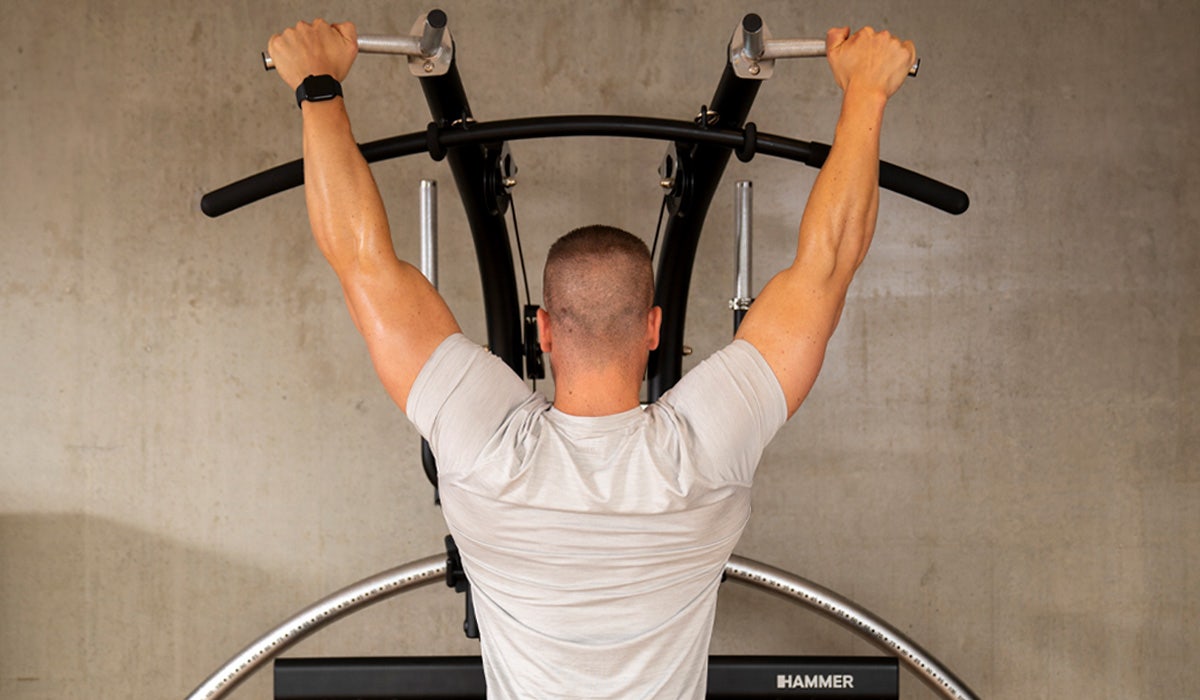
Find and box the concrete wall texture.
[1,0,1196,698]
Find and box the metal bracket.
[729,13,777,80]
[407,9,454,77]
[483,142,517,216]
[657,143,693,216]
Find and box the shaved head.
[543,225,654,360]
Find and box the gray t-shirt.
[408,334,787,699]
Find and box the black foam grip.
[200,160,303,218]
[804,141,969,215]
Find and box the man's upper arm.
[340,255,461,412]
[733,260,849,418]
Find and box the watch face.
[301,75,341,102]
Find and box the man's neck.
[550,367,643,417]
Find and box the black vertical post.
[416,13,522,509]
[647,48,761,401]
[733,308,749,333]
[417,34,523,377]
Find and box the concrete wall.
[2,1,1195,698]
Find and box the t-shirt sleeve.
[658,339,789,485]
[406,333,535,477]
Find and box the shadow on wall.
[0,512,295,699]
[0,512,905,697]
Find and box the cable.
[650,193,668,267]
[508,195,537,391]
[509,196,531,305]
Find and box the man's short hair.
[543,225,654,354]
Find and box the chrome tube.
[418,9,448,57]
[420,179,438,288]
[733,181,753,303]
[741,14,765,59]
[184,554,446,700]
[725,555,980,700]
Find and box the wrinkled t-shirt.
[408,334,787,699]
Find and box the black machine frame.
[201,12,968,402]
[193,9,974,700]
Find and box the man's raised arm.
[268,20,460,412]
[735,26,916,418]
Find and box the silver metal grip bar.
[761,38,828,59]
[262,9,453,77]
[262,34,431,68]
[731,13,920,80]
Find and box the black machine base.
[275,655,898,699]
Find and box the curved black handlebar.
[199,115,969,218]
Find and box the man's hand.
[825,26,916,100]
[267,19,358,90]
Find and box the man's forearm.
[301,98,395,277]
[794,84,886,286]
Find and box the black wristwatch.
[295,74,342,109]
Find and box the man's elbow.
[791,253,858,298]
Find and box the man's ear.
[646,306,662,351]
[537,307,552,353]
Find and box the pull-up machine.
[193,9,975,700]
